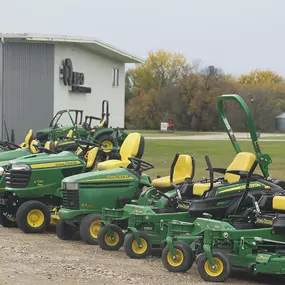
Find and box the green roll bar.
[217,94,271,178]
[67,110,80,139]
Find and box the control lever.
[169,153,182,200]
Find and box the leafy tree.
[129,49,189,92]
[238,69,284,85]
[125,70,133,104]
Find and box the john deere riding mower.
[161,171,285,282]
[94,94,285,259]
[35,100,127,154]
[0,136,113,230]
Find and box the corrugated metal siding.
[3,42,54,143]
[0,42,3,139]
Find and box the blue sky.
[1,0,283,75]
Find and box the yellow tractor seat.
[44,141,57,152]
[273,196,285,211]
[86,147,99,170]
[188,152,256,197]
[99,120,105,128]
[24,129,33,148]
[66,130,73,138]
[97,132,144,171]
[30,140,39,154]
[152,154,194,190]
[44,141,51,150]
[224,152,256,183]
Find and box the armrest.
[206,167,227,174]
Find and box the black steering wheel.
[35,145,57,154]
[128,157,154,173]
[75,139,102,157]
[82,122,92,131]
[3,140,20,150]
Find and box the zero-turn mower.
[161,176,285,282]
[95,94,285,258]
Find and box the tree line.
[125,50,285,132]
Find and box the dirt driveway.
[0,227,284,285]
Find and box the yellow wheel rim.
[204,258,224,277]
[101,140,113,153]
[104,231,120,246]
[27,209,44,228]
[131,238,148,255]
[167,249,184,267]
[89,220,101,239]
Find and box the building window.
[112,68,119,87]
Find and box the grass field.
[127,130,219,136]
[142,140,285,179]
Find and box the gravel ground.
[0,227,284,285]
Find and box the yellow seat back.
[20,142,25,148]
[44,141,51,150]
[119,133,144,161]
[224,152,256,183]
[30,139,39,153]
[173,155,194,181]
[24,129,33,147]
[99,120,105,128]
[66,130,73,138]
[75,147,82,155]
[273,196,285,211]
[86,147,99,169]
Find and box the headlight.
[0,167,4,176]
[65,182,78,190]
[11,164,31,171]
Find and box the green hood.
[11,151,81,167]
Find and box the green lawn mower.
[35,100,128,154]
[161,181,285,282]
[0,137,112,230]
[95,94,285,258]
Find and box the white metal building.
[0,33,143,143]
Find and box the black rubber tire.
[79,213,101,245]
[56,219,77,240]
[123,231,152,259]
[0,213,17,228]
[162,241,194,272]
[97,224,124,251]
[196,252,231,282]
[16,201,50,233]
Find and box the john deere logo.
[60,58,91,94]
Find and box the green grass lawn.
[142,140,285,179]
[127,130,220,136]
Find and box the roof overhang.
[0,33,144,64]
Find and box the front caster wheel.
[162,241,194,272]
[56,219,78,240]
[196,252,231,282]
[0,213,17,228]
[98,224,124,251]
[79,213,101,245]
[123,232,151,259]
[16,201,50,233]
